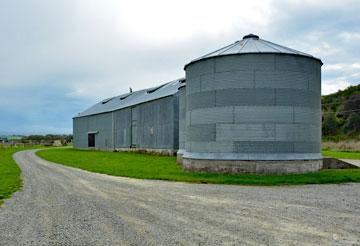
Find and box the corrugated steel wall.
[135,95,178,149]
[184,54,322,160]
[114,107,131,147]
[73,95,179,150]
[73,112,114,149]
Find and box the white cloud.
[78,0,274,43]
[322,62,360,94]
[322,79,351,95]
[338,32,360,42]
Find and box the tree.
[344,113,360,134]
[343,94,360,118]
[322,112,339,136]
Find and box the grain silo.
[182,34,323,174]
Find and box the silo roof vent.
[242,33,259,39]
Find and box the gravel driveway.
[0,150,359,245]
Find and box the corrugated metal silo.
[182,34,323,174]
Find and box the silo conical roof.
[185,34,322,68]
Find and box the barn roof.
[75,78,185,118]
[185,34,322,68]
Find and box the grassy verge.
[322,150,360,160]
[36,148,360,186]
[322,140,360,152]
[0,146,36,205]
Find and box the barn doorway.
[88,133,95,147]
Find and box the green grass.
[0,146,33,205]
[322,150,360,160]
[36,148,360,186]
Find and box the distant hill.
[322,84,360,140]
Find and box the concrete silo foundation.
[182,159,322,174]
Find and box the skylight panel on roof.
[120,93,132,100]
[101,97,114,104]
[147,84,166,94]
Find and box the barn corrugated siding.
[73,95,179,151]
[73,112,113,149]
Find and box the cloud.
[322,79,351,95]
[321,62,360,94]
[338,31,360,42]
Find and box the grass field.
[0,147,31,205]
[322,150,360,160]
[36,148,360,186]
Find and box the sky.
[1,0,360,134]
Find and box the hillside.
[322,84,360,140]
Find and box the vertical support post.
[130,107,133,148]
[112,111,115,150]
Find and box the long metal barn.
[73,79,184,155]
[73,34,323,174]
